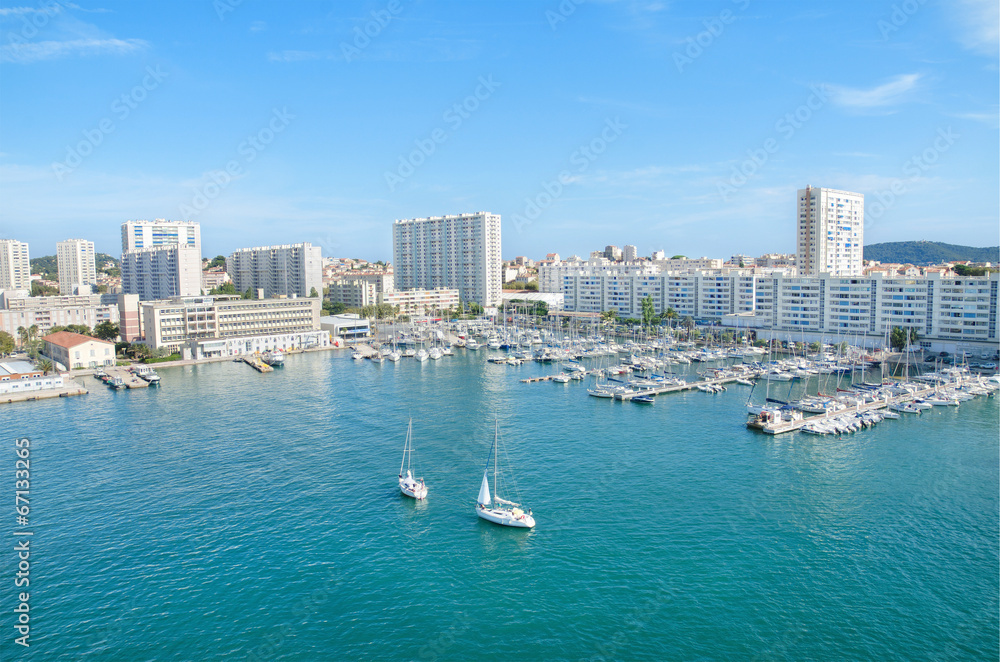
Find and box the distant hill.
[864,242,999,266]
[30,253,120,279]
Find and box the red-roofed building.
[41,331,115,370]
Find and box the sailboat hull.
[399,478,427,500]
[476,506,534,528]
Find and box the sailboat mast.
[492,420,498,499]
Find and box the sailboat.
[475,420,535,528]
[398,419,427,500]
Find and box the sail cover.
[477,472,491,506]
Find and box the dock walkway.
[746,386,940,435]
[242,356,274,373]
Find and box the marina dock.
[614,375,740,399]
[105,367,150,389]
[243,356,274,373]
[746,385,941,435]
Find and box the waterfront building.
[796,186,864,277]
[41,331,115,370]
[392,212,502,307]
[56,239,97,295]
[121,219,201,253]
[383,288,460,315]
[226,243,322,299]
[555,268,999,354]
[319,314,370,342]
[0,239,30,291]
[140,295,321,352]
[0,361,64,396]
[121,246,203,301]
[0,293,118,338]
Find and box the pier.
[105,367,150,389]
[745,385,941,435]
[614,376,740,400]
[242,355,274,373]
[1,380,88,404]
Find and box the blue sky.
[0,0,997,262]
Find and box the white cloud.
[249,20,266,33]
[826,74,922,110]
[0,37,147,63]
[951,0,999,54]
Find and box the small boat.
[588,388,615,398]
[415,349,429,362]
[351,350,365,360]
[476,420,534,528]
[261,350,285,367]
[428,347,443,360]
[466,340,481,351]
[632,395,655,404]
[398,419,427,500]
[552,373,571,383]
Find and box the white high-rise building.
[226,243,322,299]
[121,246,202,301]
[796,186,864,277]
[121,219,201,253]
[0,239,30,291]
[392,212,502,306]
[56,239,97,295]
[622,245,638,262]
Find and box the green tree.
[94,321,120,342]
[243,287,254,300]
[641,295,655,329]
[889,326,907,351]
[27,325,38,342]
[209,282,239,295]
[206,255,226,269]
[0,331,14,356]
[909,328,920,345]
[310,287,319,298]
[36,359,53,375]
[31,282,58,297]
[16,326,27,348]
[128,342,152,359]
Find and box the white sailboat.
[475,420,535,528]
[398,419,427,500]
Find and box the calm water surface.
[2,350,997,660]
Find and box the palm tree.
[16,326,27,348]
[37,359,53,375]
[27,325,38,343]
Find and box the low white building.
[0,361,64,396]
[41,331,116,370]
[320,314,370,342]
[181,329,330,360]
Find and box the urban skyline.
[1,2,997,260]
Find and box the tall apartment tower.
[622,245,638,262]
[56,239,97,295]
[796,186,864,277]
[121,246,203,301]
[226,243,322,299]
[392,212,502,307]
[122,219,201,253]
[0,239,30,290]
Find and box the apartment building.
[56,239,97,295]
[796,186,864,277]
[226,243,322,299]
[392,212,502,306]
[0,239,30,291]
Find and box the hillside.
[30,253,120,279]
[864,242,999,266]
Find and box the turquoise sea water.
[2,351,998,661]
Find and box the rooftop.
[0,361,39,376]
[41,331,114,349]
